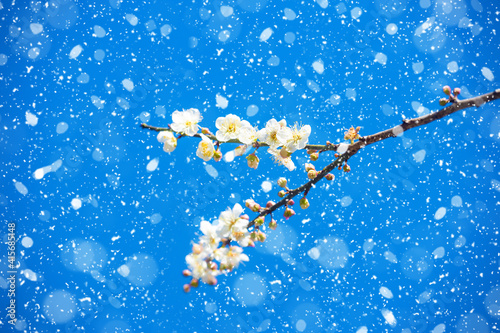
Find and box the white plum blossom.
[196,134,215,161]
[238,125,259,145]
[170,108,202,136]
[217,203,247,238]
[215,246,249,270]
[199,221,221,251]
[157,131,177,153]
[258,119,287,148]
[215,114,251,142]
[186,253,209,279]
[277,124,311,153]
[268,147,296,171]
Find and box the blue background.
[1,0,499,332]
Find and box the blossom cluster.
[183,203,268,292]
[156,108,312,171]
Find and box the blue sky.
[0,0,499,332]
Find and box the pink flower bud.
[254,216,265,226]
[280,148,292,158]
[251,203,261,212]
[240,214,249,220]
[190,278,199,288]
[284,207,295,220]
[268,219,277,230]
[287,199,295,206]
[453,87,461,96]
[206,276,218,286]
[234,145,247,156]
[307,169,318,179]
[326,173,335,181]
[439,98,448,106]
[305,163,316,172]
[182,269,192,277]
[183,284,191,293]
[266,201,275,208]
[310,152,319,161]
[277,177,288,188]
[245,199,255,208]
[278,190,286,198]
[257,231,266,242]
[343,164,351,172]
[443,85,451,95]
[299,197,310,209]
[246,153,260,169]
[213,149,222,162]
[192,244,203,254]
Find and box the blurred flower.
[215,246,249,270]
[217,203,247,238]
[199,221,221,251]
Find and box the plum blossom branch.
[141,88,500,292]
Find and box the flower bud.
[254,216,265,227]
[278,190,286,198]
[439,98,448,106]
[246,153,260,169]
[287,199,295,206]
[252,203,261,212]
[183,284,191,293]
[209,261,218,271]
[240,214,249,220]
[234,145,247,156]
[443,85,451,95]
[266,201,275,208]
[343,164,351,172]
[245,199,255,208]
[280,148,292,158]
[213,149,223,162]
[201,127,212,135]
[310,152,319,161]
[299,197,310,209]
[305,163,316,172]
[284,207,295,220]
[182,269,192,277]
[453,87,461,96]
[246,240,255,247]
[250,231,258,241]
[277,177,288,188]
[206,275,218,286]
[192,243,203,254]
[268,219,277,230]
[307,169,318,179]
[325,173,335,181]
[190,278,199,288]
[257,231,266,242]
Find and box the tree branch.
[247,88,500,228]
